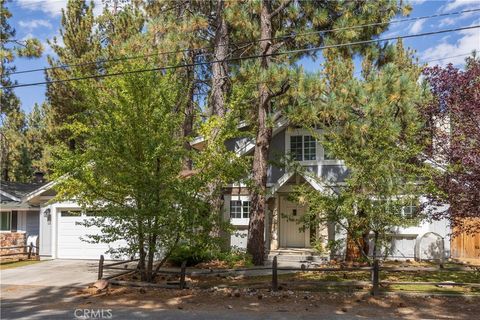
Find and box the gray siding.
[25,211,39,236]
[321,165,349,182]
[267,128,286,184]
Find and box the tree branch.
[270,0,292,18]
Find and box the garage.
[56,209,114,260]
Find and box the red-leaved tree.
[422,57,480,234]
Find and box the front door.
[279,196,309,248]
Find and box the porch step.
[266,249,329,266]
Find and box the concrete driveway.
[1,259,99,287]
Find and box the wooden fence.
[0,242,37,259]
[98,255,480,296]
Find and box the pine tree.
[1,0,42,181]
[45,0,101,151]
[293,41,429,262]
[242,0,411,265]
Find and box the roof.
[0,181,49,201]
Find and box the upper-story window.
[290,135,316,161]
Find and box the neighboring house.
[0,179,122,260]
[0,179,46,253]
[193,116,452,261]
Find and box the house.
[0,179,123,260]
[0,117,452,262]
[0,179,46,254]
[193,116,452,261]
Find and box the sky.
[6,0,480,113]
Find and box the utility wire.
[3,25,480,89]
[188,51,478,97]
[9,7,480,76]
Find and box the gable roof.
[0,181,49,202]
[190,112,288,154]
[267,171,327,198]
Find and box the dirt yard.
[76,285,480,319]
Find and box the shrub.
[168,244,213,267]
[168,244,253,268]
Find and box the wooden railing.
[0,242,37,259]
[98,255,480,295]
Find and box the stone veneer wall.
[0,232,26,255]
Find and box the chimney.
[34,172,45,183]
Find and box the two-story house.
[193,115,451,261]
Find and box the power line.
[188,51,478,97]
[9,7,480,76]
[3,24,480,90]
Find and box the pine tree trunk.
[247,0,274,265]
[182,51,197,171]
[210,0,229,118]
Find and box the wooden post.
[179,261,187,289]
[272,255,278,291]
[98,255,104,280]
[371,259,379,296]
[27,242,33,259]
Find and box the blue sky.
[7,0,480,113]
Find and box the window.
[230,201,242,219]
[230,200,251,219]
[242,201,251,218]
[402,205,417,218]
[290,136,303,161]
[290,135,317,161]
[304,136,316,160]
[0,212,11,231]
[61,210,82,217]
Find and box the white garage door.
[57,210,116,259]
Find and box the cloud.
[18,19,52,31]
[441,0,480,12]
[421,20,480,66]
[439,18,455,27]
[409,20,425,34]
[17,0,104,17]
[409,0,428,4]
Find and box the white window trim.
[285,128,344,166]
[225,195,251,226]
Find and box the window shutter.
[11,211,18,232]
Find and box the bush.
[168,244,213,267]
[168,244,253,268]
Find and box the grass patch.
[0,259,43,270]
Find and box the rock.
[436,281,455,288]
[227,305,233,309]
[92,279,109,291]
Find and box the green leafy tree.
[52,33,247,280]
